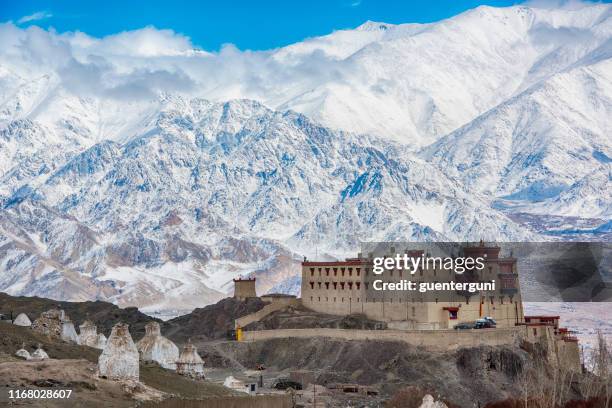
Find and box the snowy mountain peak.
[0,3,610,313]
[355,21,394,31]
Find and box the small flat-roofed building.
[524,315,559,329]
[233,277,257,300]
[521,315,581,372]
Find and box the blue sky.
[0,0,527,50]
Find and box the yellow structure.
[236,325,243,341]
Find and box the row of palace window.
[307,297,424,308]
[309,296,427,306]
[309,281,363,290]
[308,280,515,296]
[310,296,361,303]
[310,266,501,278]
[308,295,517,304]
[310,267,361,277]
[307,284,516,305]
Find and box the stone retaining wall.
[241,326,524,351]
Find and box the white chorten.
[79,320,100,348]
[31,345,49,360]
[96,333,107,349]
[136,322,179,370]
[61,320,79,344]
[13,313,32,327]
[98,322,139,381]
[176,339,204,378]
[15,344,31,360]
[32,309,79,344]
[419,395,448,408]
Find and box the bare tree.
[579,331,612,406]
[516,364,534,408]
[592,332,611,408]
[515,349,581,408]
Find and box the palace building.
[300,243,525,329]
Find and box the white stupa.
[31,309,80,344]
[98,323,139,381]
[79,320,101,348]
[96,333,107,349]
[419,395,448,408]
[136,322,179,370]
[176,339,204,378]
[13,313,32,327]
[15,344,31,360]
[31,344,49,360]
[61,319,79,344]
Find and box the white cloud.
[83,26,197,57]
[0,21,356,103]
[17,11,53,24]
[0,0,608,133]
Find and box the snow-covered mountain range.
[0,3,610,314]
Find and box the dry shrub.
[386,385,429,408]
[484,396,610,408]
[485,398,523,408]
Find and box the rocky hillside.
[0,323,237,407]
[1,292,605,407]
[163,297,267,342]
[197,337,571,408]
[0,292,157,339]
[0,292,266,343]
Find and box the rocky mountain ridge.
[0,3,610,313]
